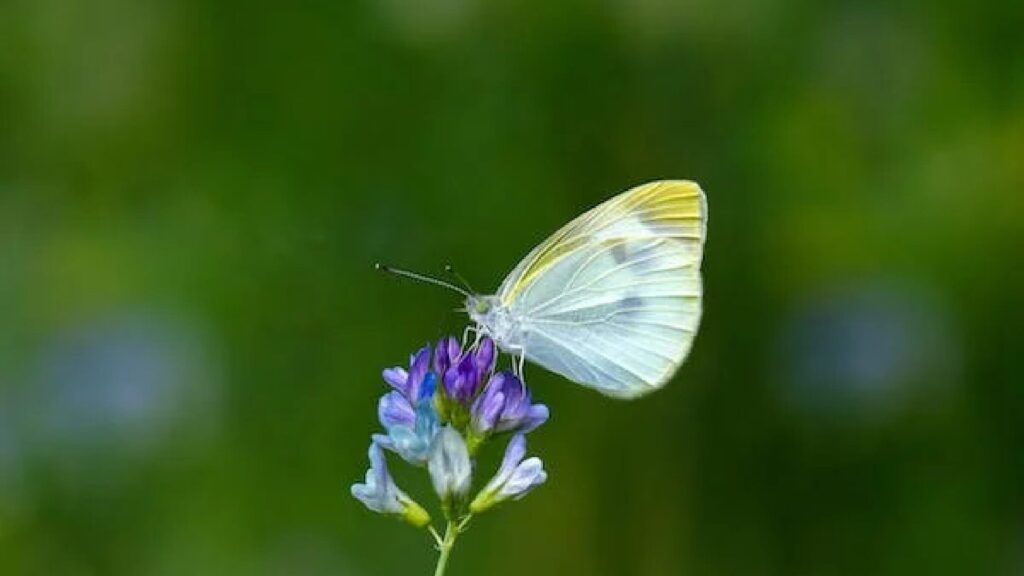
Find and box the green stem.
[433,521,459,576]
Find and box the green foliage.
[0,0,1021,574]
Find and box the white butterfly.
[383,180,707,399]
[465,180,709,399]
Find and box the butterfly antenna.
[375,263,471,297]
[444,263,476,294]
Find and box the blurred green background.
[1,0,1022,574]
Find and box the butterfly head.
[465,295,497,328]
[465,295,516,347]
[466,294,491,315]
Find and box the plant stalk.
[433,521,459,576]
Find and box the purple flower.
[433,336,461,376]
[470,372,549,436]
[378,347,440,465]
[378,370,438,429]
[443,354,479,401]
[374,397,438,464]
[470,375,506,435]
[437,337,496,403]
[469,434,547,513]
[353,335,553,530]
[378,391,415,429]
[351,442,431,527]
[474,338,496,375]
[382,344,432,401]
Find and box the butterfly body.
[466,295,522,351]
[467,180,708,399]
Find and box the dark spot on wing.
[619,295,644,309]
[611,243,629,263]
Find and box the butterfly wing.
[497,180,707,398]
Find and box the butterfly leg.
[462,324,479,348]
[506,345,526,381]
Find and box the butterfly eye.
[474,299,491,314]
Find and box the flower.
[351,442,431,527]
[433,336,461,376]
[437,337,495,403]
[378,390,414,429]
[383,344,433,402]
[377,348,440,464]
[428,426,472,503]
[470,434,547,514]
[442,354,480,402]
[474,337,496,375]
[353,335,552,539]
[373,394,439,464]
[470,371,549,437]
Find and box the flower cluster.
[351,336,549,533]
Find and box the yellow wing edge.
[500,180,708,305]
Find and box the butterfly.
[381,180,708,399]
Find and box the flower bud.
[351,443,432,527]
[428,427,472,502]
[470,434,547,514]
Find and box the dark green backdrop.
[1,0,1022,574]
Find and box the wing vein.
[532,326,651,386]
